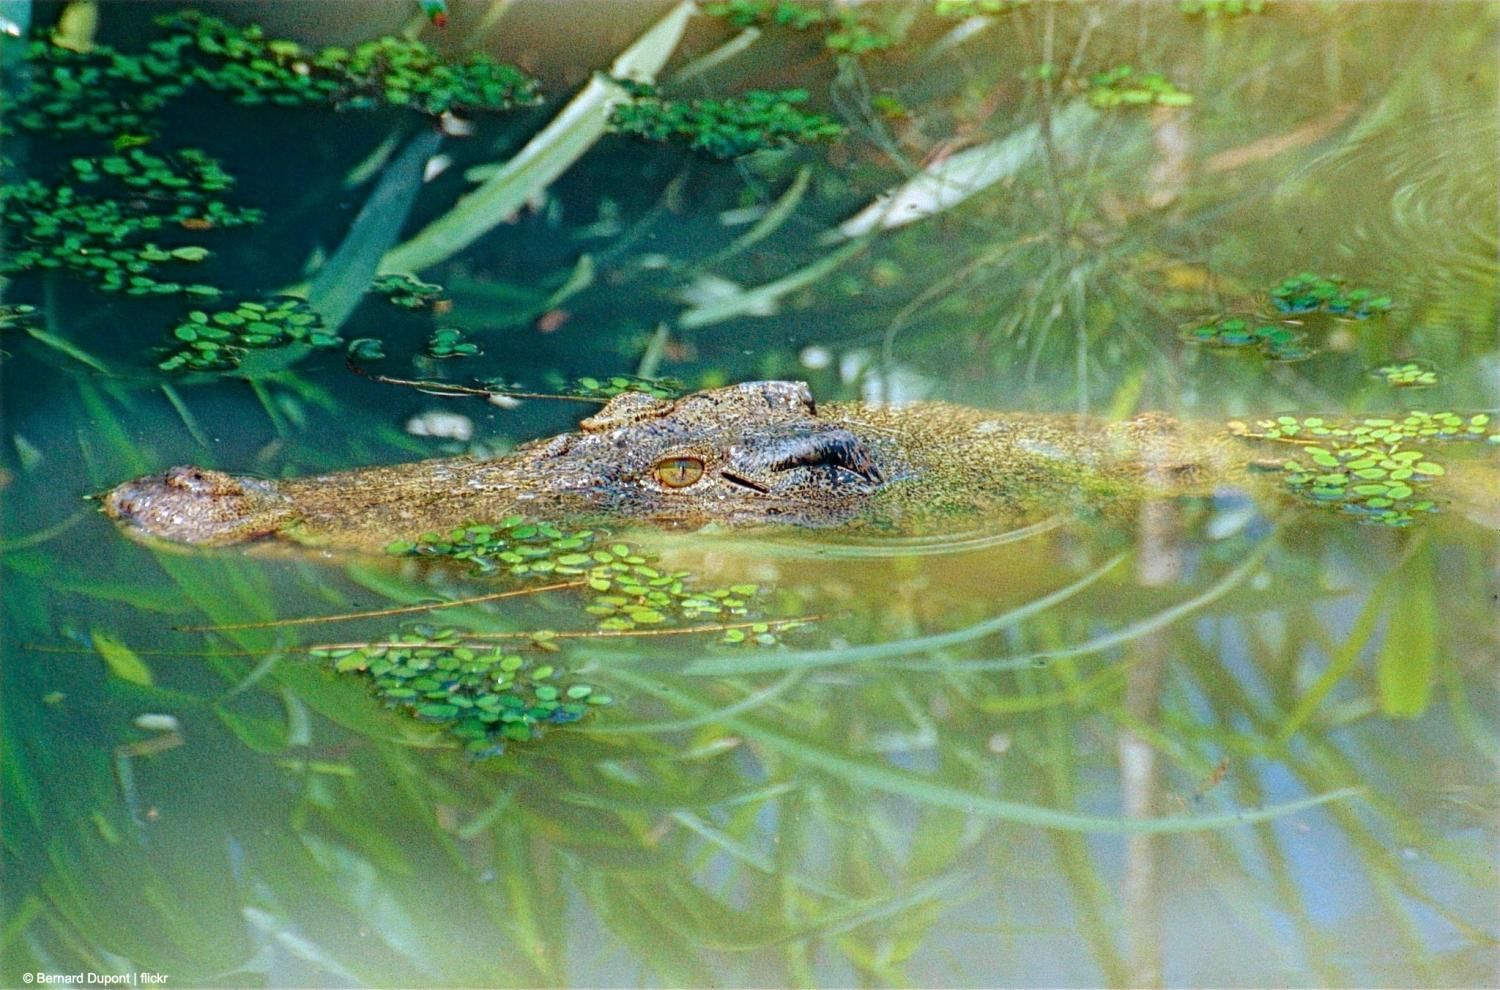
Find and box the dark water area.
[2,2,1497,987]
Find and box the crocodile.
[101,380,1492,551]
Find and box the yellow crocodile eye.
[653,456,705,488]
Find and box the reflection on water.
[3,2,1497,987]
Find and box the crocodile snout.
[103,466,292,546]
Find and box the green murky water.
[3,2,1497,986]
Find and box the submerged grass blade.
[248,129,441,378]
[677,240,866,329]
[695,165,813,271]
[24,325,112,374]
[591,670,806,735]
[0,511,85,553]
[671,26,761,83]
[306,129,444,329]
[159,384,209,448]
[825,101,1098,242]
[611,670,1361,834]
[907,536,1276,672]
[379,1,694,274]
[684,552,1126,675]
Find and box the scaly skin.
[99,380,1275,552]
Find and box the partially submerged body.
[102,381,1492,551]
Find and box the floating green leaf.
[1087,66,1193,108]
[1371,360,1439,388]
[312,634,609,757]
[935,0,1031,16]
[385,517,776,635]
[1181,316,1310,361]
[609,84,844,159]
[1237,410,1499,527]
[157,295,332,372]
[1270,272,1393,318]
[1179,0,1265,15]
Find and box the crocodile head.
[102,465,296,546]
[100,382,898,547]
[511,381,894,527]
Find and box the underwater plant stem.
[349,362,608,403]
[1034,6,1070,236]
[159,384,209,448]
[173,579,588,632]
[672,26,761,83]
[306,613,831,651]
[0,510,86,553]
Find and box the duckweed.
[824,14,899,54]
[158,296,333,371]
[0,40,183,136]
[1371,360,1440,388]
[1236,411,1499,526]
[934,0,1030,15]
[1179,0,1265,14]
[152,11,540,115]
[1087,66,1194,108]
[386,517,775,635]
[569,375,683,400]
[0,146,261,294]
[311,630,611,757]
[427,326,480,359]
[4,12,538,136]
[1182,316,1310,361]
[703,0,826,29]
[609,84,845,159]
[1270,272,1393,318]
[701,1,896,53]
[371,273,447,309]
[0,303,40,329]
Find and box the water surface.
[2,2,1497,986]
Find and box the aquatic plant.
[158,296,334,371]
[1235,411,1498,526]
[703,0,826,29]
[0,147,261,294]
[0,302,40,328]
[1086,66,1193,107]
[371,272,447,309]
[1270,272,1393,318]
[426,326,480,358]
[314,632,611,757]
[385,517,790,638]
[701,0,894,53]
[0,40,184,135]
[609,84,844,158]
[1181,316,1310,361]
[568,374,683,400]
[934,0,1030,15]
[3,11,539,134]
[823,13,899,54]
[1371,360,1439,388]
[1179,0,1265,15]
[151,11,540,115]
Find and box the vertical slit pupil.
[655,456,705,487]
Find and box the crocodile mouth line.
[721,470,772,494]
